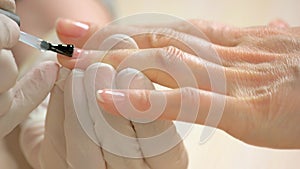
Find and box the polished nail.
[56,18,89,38]
[97,90,125,103]
[97,90,105,102]
[72,48,83,59]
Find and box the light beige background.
[115,0,300,169]
[115,0,300,26]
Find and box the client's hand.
[56,18,300,149]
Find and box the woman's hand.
[56,18,300,149]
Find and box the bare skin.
[56,18,300,149]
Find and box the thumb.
[56,18,101,48]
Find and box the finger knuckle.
[149,28,179,45]
[152,28,177,37]
[29,62,58,89]
[158,46,185,65]
[180,87,200,102]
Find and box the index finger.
[56,18,240,50]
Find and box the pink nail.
[97,90,125,103]
[72,48,83,59]
[56,18,89,38]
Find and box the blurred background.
[115,0,300,26]
[114,0,300,169]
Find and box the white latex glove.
[0,0,59,138]
[20,67,70,169]
[20,34,188,169]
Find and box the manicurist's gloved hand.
[0,0,59,138]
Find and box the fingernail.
[97,90,105,102]
[97,90,125,103]
[72,48,83,59]
[56,18,89,38]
